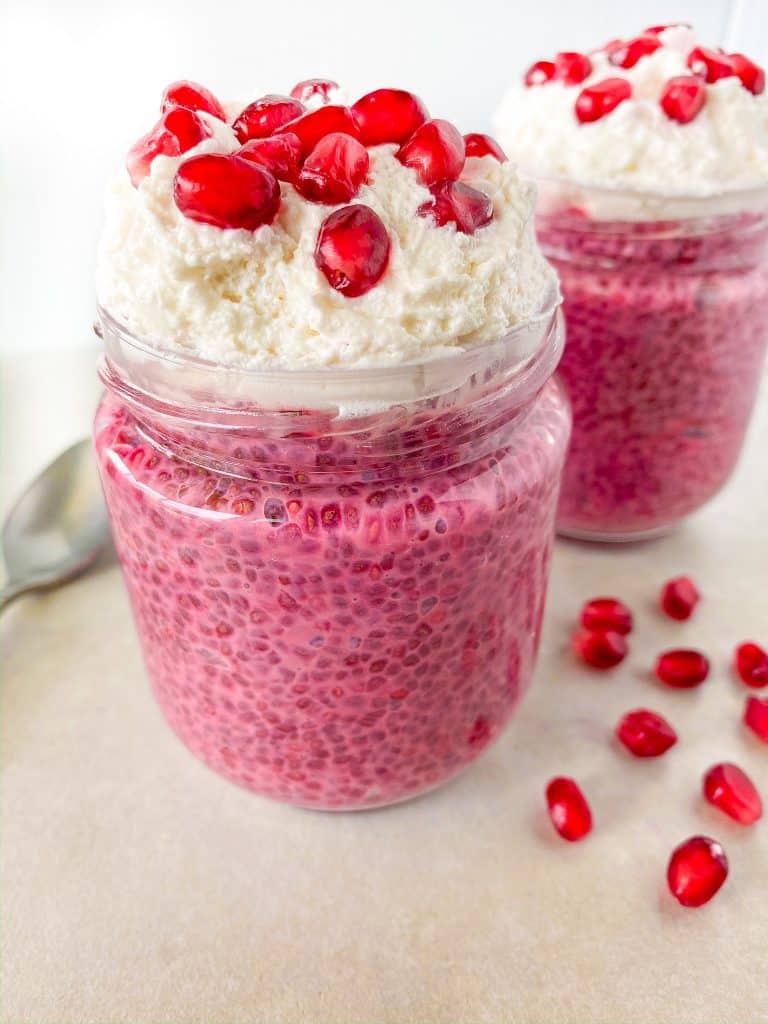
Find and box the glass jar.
[93,289,570,810]
[536,181,768,541]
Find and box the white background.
[0,0,765,355]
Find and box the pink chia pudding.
[94,79,569,808]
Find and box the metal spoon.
[0,440,111,612]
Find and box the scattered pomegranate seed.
[237,134,302,182]
[524,60,557,86]
[655,649,710,688]
[575,78,632,123]
[660,575,700,620]
[352,88,429,146]
[232,95,305,143]
[417,180,493,235]
[735,641,768,687]
[290,78,339,105]
[314,204,390,297]
[126,108,212,187]
[616,709,677,757]
[296,132,370,204]
[744,695,768,742]
[730,53,766,95]
[463,133,507,161]
[546,777,593,841]
[554,52,593,85]
[161,80,226,120]
[703,763,763,825]
[687,46,735,84]
[396,119,465,186]
[276,105,361,157]
[173,153,280,230]
[660,76,707,124]
[580,597,633,635]
[609,34,661,69]
[667,836,728,907]
[573,629,628,669]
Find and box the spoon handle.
[0,580,31,612]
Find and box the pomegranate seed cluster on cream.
[97,80,555,372]
[494,25,768,202]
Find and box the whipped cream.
[97,103,554,375]
[494,26,768,209]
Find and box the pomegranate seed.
[744,695,768,742]
[238,134,301,182]
[609,34,661,69]
[554,52,593,85]
[232,95,304,143]
[575,78,632,123]
[276,105,360,158]
[730,53,766,95]
[417,180,493,235]
[126,108,212,187]
[296,132,369,204]
[703,763,763,825]
[290,78,339,105]
[655,649,710,688]
[580,597,633,635]
[645,22,690,35]
[546,777,592,841]
[463,133,507,161]
[616,708,677,757]
[396,119,465,186]
[735,641,768,687]
[524,60,556,86]
[687,47,735,84]
[667,836,728,907]
[352,88,429,146]
[314,204,390,297]
[173,153,280,230]
[660,575,700,620]
[660,76,707,124]
[161,80,225,120]
[573,629,628,669]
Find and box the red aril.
[417,180,493,234]
[609,35,661,69]
[703,763,763,825]
[232,95,305,143]
[276,105,361,157]
[396,119,465,186]
[734,641,768,687]
[554,52,593,85]
[161,80,225,120]
[575,79,632,123]
[660,77,707,123]
[573,629,628,669]
[655,649,710,688]
[687,47,735,83]
[463,133,507,161]
[126,108,212,187]
[296,133,370,204]
[667,836,728,907]
[545,777,592,841]
[660,575,700,620]
[237,134,302,182]
[744,695,768,742]
[524,60,556,86]
[173,153,280,230]
[645,23,690,35]
[290,78,339,105]
[352,88,429,146]
[616,708,677,757]
[730,53,766,95]
[314,204,390,297]
[580,597,633,634]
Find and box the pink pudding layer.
[94,379,570,809]
[538,209,768,539]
